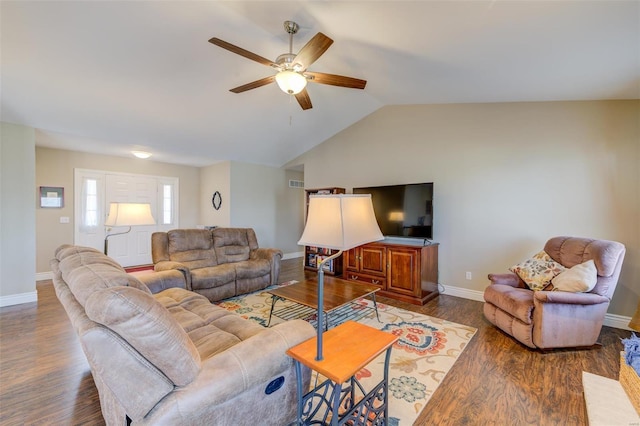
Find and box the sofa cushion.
[509,250,566,291]
[190,264,236,290]
[551,260,598,293]
[85,286,201,387]
[153,287,265,360]
[168,229,218,269]
[59,255,151,306]
[57,245,124,271]
[544,236,625,277]
[234,259,271,279]
[213,228,252,263]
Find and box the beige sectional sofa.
[152,228,282,302]
[51,244,314,426]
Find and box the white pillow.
[551,259,597,292]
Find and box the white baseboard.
[282,251,303,260]
[0,291,38,307]
[36,271,53,281]
[442,284,633,331]
[602,313,634,331]
[441,284,485,302]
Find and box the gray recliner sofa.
[51,244,314,426]
[152,228,282,302]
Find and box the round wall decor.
[212,191,222,210]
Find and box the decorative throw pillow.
[510,250,566,291]
[551,259,597,292]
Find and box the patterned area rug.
[215,281,476,425]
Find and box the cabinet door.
[387,247,420,296]
[344,248,359,271]
[360,245,386,277]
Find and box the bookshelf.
[303,187,345,276]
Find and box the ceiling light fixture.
[132,151,152,159]
[275,70,307,95]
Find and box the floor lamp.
[298,194,384,361]
[104,202,156,255]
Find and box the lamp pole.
[315,249,343,361]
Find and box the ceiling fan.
[209,21,366,111]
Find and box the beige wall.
[200,161,231,227]
[1,123,36,300]
[199,161,305,254]
[229,162,305,254]
[35,146,201,273]
[287,100,639,317]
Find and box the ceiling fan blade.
[209,37,277,68]
[230,75,276,93]
[293,33,334,71]
[295,89,312,110]
[305,72,367,89]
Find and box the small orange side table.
[286,320,397,425]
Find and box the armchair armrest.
[154,261,191,290]
[488,273,525,288]
[534,291,609,305]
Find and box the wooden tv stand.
[343,240,439,305]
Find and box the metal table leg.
[267,295,282,327]
[371,292,381,322]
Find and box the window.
[162,183,173,225]
[82,178,99,230]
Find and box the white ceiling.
[2,1,639,167]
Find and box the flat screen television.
[353,183,433,240]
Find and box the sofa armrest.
[534,290,609,305]
[251,247,283,261]
[155,261,192,290]
[251,248,283,284]
[136,270,187,294]
[488,273,525,288]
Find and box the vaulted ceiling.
[2,1,638,167]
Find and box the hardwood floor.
[0,258,631,425]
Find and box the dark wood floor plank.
[0,258,631,425]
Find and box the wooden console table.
[286,321,397,425]
[344,240,439,305]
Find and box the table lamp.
[298,194,384,360]
[104,202,156,255]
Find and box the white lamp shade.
[275,70,308,95]
[105,203,156,227]
[298,194,384,250]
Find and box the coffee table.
[266,276,380,330]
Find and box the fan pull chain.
[289,95,294,126]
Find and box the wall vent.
[289,180,304,189]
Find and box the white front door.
[75,169,179,267]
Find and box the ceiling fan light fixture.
[275,70,307,95]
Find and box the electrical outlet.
[60,216,70,224]
[465,271,472,280]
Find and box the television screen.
[353,183,433,239]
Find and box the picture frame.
[40,186,64,208]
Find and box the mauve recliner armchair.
[483,236,626,349]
